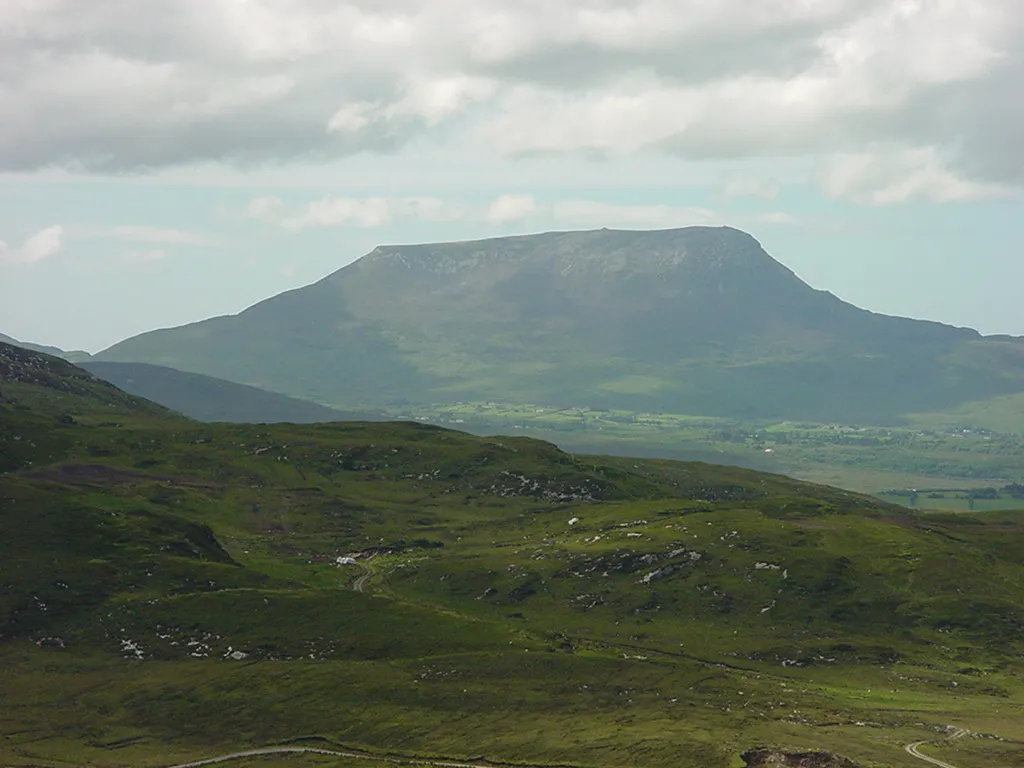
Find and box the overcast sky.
[1,0,1022,352]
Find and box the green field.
[377,401,1024,498]
[3,343,1024,768]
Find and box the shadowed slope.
[80,360,381,423]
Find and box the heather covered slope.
[3,342,1024,768]
[97,226,1024,423]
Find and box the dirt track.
[165,745,517,768]
[904,728,969,768]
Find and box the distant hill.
[0,332,93,363]
[0,341,169,419]
[96,226,1024,424]
[79,360,375,423]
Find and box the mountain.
[3,340,1024,767]
[97,226,1024,423]
[79,360,378,423]
[0,332,93,363]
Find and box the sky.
[1,0,1023,353]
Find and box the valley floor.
[379,401,1024,499]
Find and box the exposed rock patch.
[742,748,862,768]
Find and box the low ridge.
[80,360,380,424]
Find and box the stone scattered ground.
[742,748,862,768]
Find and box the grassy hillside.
[96,226,1024,425]
[2,341,1023,768]
[80,360,381,424]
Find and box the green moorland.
[2,342,1024,768]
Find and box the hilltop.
[96,226,1024,423]
[0,331,93,363]
[2,340,1023,768]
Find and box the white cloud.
[243,193,730,231]
[486,194,540,224]
[242,197,286,221]
[0,0,1018,200]
[89,225,223,246]
[326,102,383,134]
[0,226,64,266]
[245,195,467,230]
[241,192,807,232]
[551,201,720,229]
[327,76,496,134]
[821,145,1009,205]
[287,197,395,229]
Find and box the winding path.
[165,746,502,768]
[351,555,375,593]
[164,729,975,768]
[904,728,969,768]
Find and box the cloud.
[0,0,1019,199]
[80,225,224,246]
[244,195,466,230]
[244,192,723,230]
[243,192,773,233]
[326,76,496,133]
[821,145,1009,205]
[551,200,720,229]
[486,194,540,224]
[0,226,64,266]
[242,197,287,221]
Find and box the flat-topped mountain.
[97,226,1024,422]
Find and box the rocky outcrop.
[742,748,862,768]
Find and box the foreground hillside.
[98,226,1024,424]
[2,341,1023,768]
